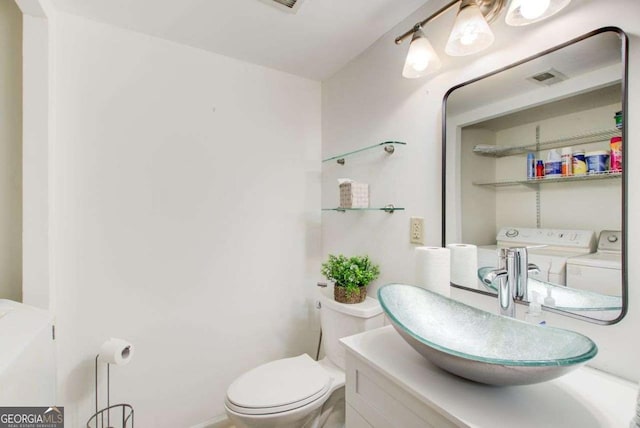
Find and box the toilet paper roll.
[447,243,479,289]
[415,247,450,297]
[99,338,134,366]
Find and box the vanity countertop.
[341,325,637,428]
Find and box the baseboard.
[190,414,233,428]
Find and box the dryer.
[566,230,622,296]
[477,227,596,287]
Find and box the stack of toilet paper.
[415,247,450,297]
[414,244,480,297]
[446,243,478,289]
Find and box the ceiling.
[51,0,430,81]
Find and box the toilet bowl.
[224,290,384,428]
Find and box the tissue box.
[339,182,369,208]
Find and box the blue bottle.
[527,152,535,179]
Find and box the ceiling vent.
[258,0,306,13]
[527,68,568,86]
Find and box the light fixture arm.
[395,0,507,45]
[395,0,460,45]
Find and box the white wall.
[50,12,321,427]
[0,0,23,302]
[322,0,640,382]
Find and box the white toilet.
[224,289,384,428]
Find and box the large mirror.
[443,28,627,324]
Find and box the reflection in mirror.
[443,28,627,324]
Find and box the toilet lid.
[226,354,332,415]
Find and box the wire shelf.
[474,170,622,187]
[473,128,621,157]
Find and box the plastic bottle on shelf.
[527,152,535,179]
[573,149,587,176]
[610,136,622,172]
[536,160,545,178]
[586,150,609,174]
[545,149,562,177]
[615,110,623,130]
[561,147,573,176]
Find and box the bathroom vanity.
[341,326,636,428]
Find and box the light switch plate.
[410,217,424,244]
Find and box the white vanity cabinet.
[341,326,637,428]
[344,351,458,428]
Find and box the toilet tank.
[320,291,384,370]
[0,300,56,405]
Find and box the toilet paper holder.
[87,402,134,428]
[86,339,135,428]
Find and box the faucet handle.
[481,268,508,286]
[528,263,540,274]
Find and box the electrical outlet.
[410,217,424,244]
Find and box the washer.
[566,230,622,296]
[477,227,596,287]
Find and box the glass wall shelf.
[322,205,404,213]
[473,129,620,158]
[474,171,622,187]
[323,141,406,164]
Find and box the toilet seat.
[225,354,333,416]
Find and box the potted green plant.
[321,254,380,304]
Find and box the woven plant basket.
[334,285,367,304]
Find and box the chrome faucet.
[482,247,539,317]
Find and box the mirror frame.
[441,27,629,325]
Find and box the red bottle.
[536,160,545,178]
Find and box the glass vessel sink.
[477,267,622,311]
[378,284,597,386]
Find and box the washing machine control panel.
[505,229,519,238]
[496,227,596,251]
[597,230,622,252]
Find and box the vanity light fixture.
[505,0,572,26]
[396,0,572,78]
[403,28,443,78]
[445,0,496,56]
